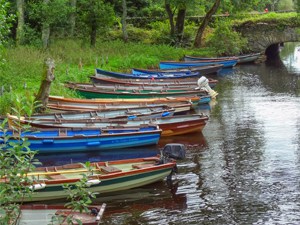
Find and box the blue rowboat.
[159,58,238,69]
[0,125,162,153]
[131,64,223,76]
[184,53,261,64]
[95,68,201,79]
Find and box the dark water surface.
[37,43,300,224]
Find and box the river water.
[37,43,300,224]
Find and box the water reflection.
[280,42,300,74]
[36,146,159,166]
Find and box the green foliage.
[233,12,299,26]
[48,162,97,225]
[27,0,72,26]
[0,94,40,225]
[206,20,247,56]
[76,0,115,45]
[0,0,14,64]
[107,25,155,43]
[277,0,295,11]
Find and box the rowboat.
[0,125,162,153]
[49,95,201,109]
[90,75,218,88]
[159,58,238,69]
[132,64,223,76]
[8,105,175,122]
[66,81,201,92]
[64,83,208,99]
[47,102,191,114]
[18,203,106,225]
[47,97,192,114]
[0,145,185,202]
[184,53,261,64]
[95,68,200,79]
[8,114,209,136]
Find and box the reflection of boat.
[158,132,208,148]
[18,204,106,225]
[35,146,160,167]
[93,180,187,218]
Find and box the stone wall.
[234,22,300,53]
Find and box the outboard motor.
[161,143,186,161]
[197,76,218,98]
[161,143,186,180]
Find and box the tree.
[121,0,129,42]
[16,0,25,46]
[77,0,115,47]
[0,0,14,60]
[28,0,72,49]
[164,0,188,45]
[69,0,77,37]
[194,0,221,48]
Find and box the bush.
[206,20,248,56]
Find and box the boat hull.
[159,59,237,69]
[96,68,200,79]
[6,157,177,202]
[27,167,172,202]
[0,127,162,153]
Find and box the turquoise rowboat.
[0,125,162,153]
[1,144,185,202]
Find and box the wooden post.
[101,56,104,66]
[78,58,83,70]
[35,58,55,112]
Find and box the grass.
[232,12,300,27]
[0,39,214,114]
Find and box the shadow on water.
[35,146,160,167]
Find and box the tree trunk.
[16,0,25,46]
[165,2,175,37]
[42,0,50,49]
[90,21,97,47]
[35,58,55,112]
[42,23,50,49]
[175,7,186,43]
[121,0,128,42]
[69,0,77,37]
[194,0,221,48]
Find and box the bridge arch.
[234,21,300,59]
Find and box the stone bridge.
[233,16,300,58]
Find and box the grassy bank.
[0,40,214,114]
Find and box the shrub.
[206,20,248,56]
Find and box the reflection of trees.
[239,60,300,95]
[195,71,274,223]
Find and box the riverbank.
[0,40,215,114]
